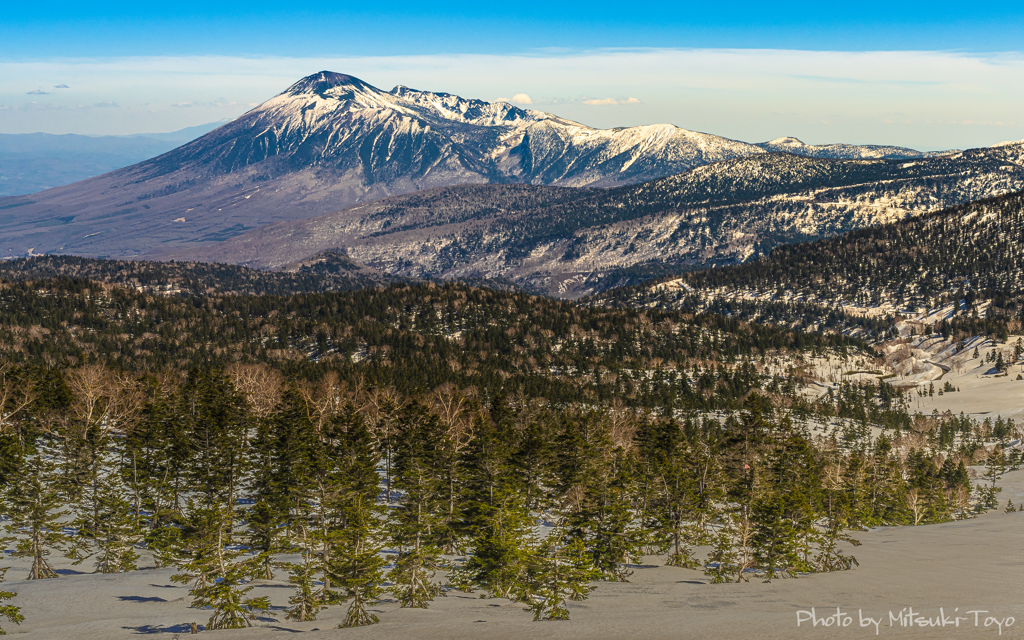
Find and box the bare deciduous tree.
[225,363,282,420]
[0,362,36,441]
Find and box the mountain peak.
[282,71,376,96]
[768,136,805,146]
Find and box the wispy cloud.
[0,49,1022,148]
[580,97,642,105]
[790,74,944,86]
[93,101,119,108]
[26,89,49,95]
[172,98,242,108]
[54,84,69,89]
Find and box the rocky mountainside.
[172,142,1024,298]
[0,71,943,261]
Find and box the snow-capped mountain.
[171,141,1024,298]
[0,71,945,260]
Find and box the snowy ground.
[912,359,1024,423]
[5,469,1024,639]
[791,332,1024,424]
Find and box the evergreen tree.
[750,418,817,581]
[520,528,599,621]
[390,403,449,607]
[324,492,387,627]
[281,524,326,622]
[86,473,143,573]
[636,417,707,568]
[320,408,387,627]
[124,385,190,568]
[4,451,72,579]
[452,489,535,600]
[171,504,272,630]
[705,507,755,583]
[558,415,644,581]
[248,388,314,580]
[0,563,23,635]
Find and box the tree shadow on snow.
[55,568,88,576]
[124,623,203,634]
[118,595,171,603]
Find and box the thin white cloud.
[583,97,618,105]
[26,89,49,95]
[93,101,119,108]
[172,98,240,108]
[625,97,641,104]
[0,49,1022,147]
[511,93,533,105]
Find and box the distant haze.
[1,49,1023,151]
[0,122,224,196]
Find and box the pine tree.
[281,524,326,622]
[705,507,755,583]
[248,388,315,580]
[0,562,23,635]
[391,401,448,587]
[451,489,535,600]
[558,415,643,581]
[751,420,818,581]
[520,528,599,621]
[319,408,387,627]
[4,451,72,579]
[636,417,709,569]
[87,473,143,573]
[171,504,272,630]
[124,386,190,568]
[390,543,445,608]
[324,493,387,627]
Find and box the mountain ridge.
[0,70,953,261]
[165,142,1024,298]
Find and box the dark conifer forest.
[0,257,1016,632]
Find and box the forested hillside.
[0,276,855,408]
[602,191,1024,340]
[0,252,403,297]
[179,143,1024,298]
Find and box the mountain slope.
[171,143,1024,298]
[0,71,941,261]
[599,189,1024,340]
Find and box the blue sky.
[6,2,1024,56]
[2,3,1024,149]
